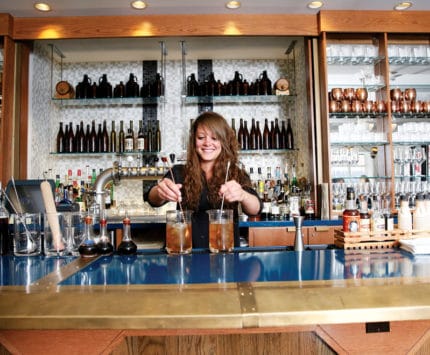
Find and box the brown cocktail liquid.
[166,222,192,254]
[209,222,234,253]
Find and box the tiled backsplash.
[28,39,310,204]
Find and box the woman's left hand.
[219,180,246,203]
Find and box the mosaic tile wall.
[28,39,310,204]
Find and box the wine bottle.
[66,122,75,153]
[262,118,270,150]
[154,120,161,152]
[243,120,250,150]
[101,120,109,153]
[88,120,97,153]
[273,118,281,149]
[137,120,145,152]
[110,120,116,153]
[147,121,153,152]
[96,123,102,152]
[249,118,257,150]
[125,128,134,152]
[118,120,125,153]
[75,121,86,153]
[286,118,294,150]
[231,118,236,138]
[237,118,245,149]
[56,122,65,153]
[270,120,276,150]
[280,120,286,149]
[256,120,262,150]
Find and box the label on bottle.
[137,138,145,151]
[125,138,134,151]
[343,214,360,232]
[359,216,371,233]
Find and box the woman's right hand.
[156,178,182,203]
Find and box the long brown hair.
[183,111,252,210]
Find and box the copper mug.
[404,88,417,101]
[355,88,368,102]
[351,100,363,113]
[331,88,343,101]
[390,88,402,102]
[411,100,423,113]
[343,88,355,101]
[375,101,386,113]
[390,100,399,113]
[399,100,411,113]
[422,101,430,113]
[341,100,351,112]
[329,100,340,113]
[364,100,375,113]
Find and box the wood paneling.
[12,14,318,40]
[0,14,12,36]
[319,11,430,33]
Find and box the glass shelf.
[332,176,391,180]
[327,84,385,92]
[239,148,297,155]
[327,56,385,66]
[51,96,164,106]
[50,151,160,156]
[330,141,389,147]
[182,94,294,104]
[392,113,430,120]
[329,112,387,119]
[389,57,430,66]
[392,140,430,145]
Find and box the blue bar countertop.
[1,247,430,331]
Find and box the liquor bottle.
[63,123,69,152]
[257,167,265,199]
[237,118,244,149]
[101,120,109,153]
[66,122,75,153]
[285,118,294,150]
[147,121,153,152]
[243,120,250,150]
[97,213,114,255]
[249,118,257,150]
[110,120,116,152]
[273,118,281,149]
[75,121,86,153]
[270,120,276,149]
[118,215,138,255]
[118,120,125,153]
[125,127,134,152]
[56,122,65,153]
[262,118,270,150]
[302,183,315,220]
[342,187,360,232]
[97,123,103,152]
[231,118,236,138]
[78,215,99,258]
[255,120,262,150]
[137,120,145,152]
[88,120,98,153]
[280,120,286,149]
[290,163,298,193]
[359,195,371,233]
[85,124,91,153]
[371,195,385,236]
[154,120,161,152]
[261,191,271,221]
[398,195,412,231]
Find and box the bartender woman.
[145,111,262,248]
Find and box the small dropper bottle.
[78,215,100,258]
[117,214,137,255]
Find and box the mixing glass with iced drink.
[208,209,234,253]
[165,210,193,254]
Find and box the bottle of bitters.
[343,187,360,233]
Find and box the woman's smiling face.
[195,125,222,163]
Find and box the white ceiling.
[0,0,430,17]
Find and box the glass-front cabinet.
[321,33,430,217]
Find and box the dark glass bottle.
[273,118,281,149]
[118,216,137,255]
[280,120,286,149]
[249,118,257,150]
[84,124,91,153]
[285,118,294,150]
[110,120,116,153]
[237,118,245,149]
[66,122,75,153]
[97,215,114,255]
[96,123,103,153]
[231,118,236,138]
[88,120,98,153]
[262,118,270,150]
[270,120,276,150]
[147,121,153,152]
[342,187,360,233]
[118,120,125,153]
[256,121,262,150]
[243,120,250,150]
[75,121,86,153]
[78,215,99,258]
[56,122,65,153]
[101,120,109,153]
[154,120,161,152]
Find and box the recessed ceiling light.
[131,1,147,10]
[226,1,241,10]
[34,2,52,12]
[394,1,412,10]
[307,1,324,9]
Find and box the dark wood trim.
[0,14,13,36]
[319,10,430,33]
[12,14,318,39]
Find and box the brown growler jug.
[98,74,112,98]
[125,73,140,97]
[259,70,272,95]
